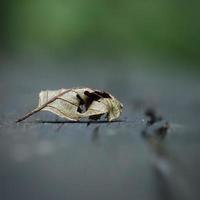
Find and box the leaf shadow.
[25,119,125,124]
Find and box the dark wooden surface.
[0,58,200,200]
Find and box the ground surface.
[0,58,200,200]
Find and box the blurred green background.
[1,0,200,64]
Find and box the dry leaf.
[16,88,123,122]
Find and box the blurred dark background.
[1,0,200,67]
[1,2,200,200]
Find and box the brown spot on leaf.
[94,91,111,98]
[84,90,112,111]
[89,114,103,120]
[76,94,85,113]
[84,91,102,110]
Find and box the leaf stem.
[16,108,41,122]
[16,89,70,123]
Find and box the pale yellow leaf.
[16,87,123,122]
